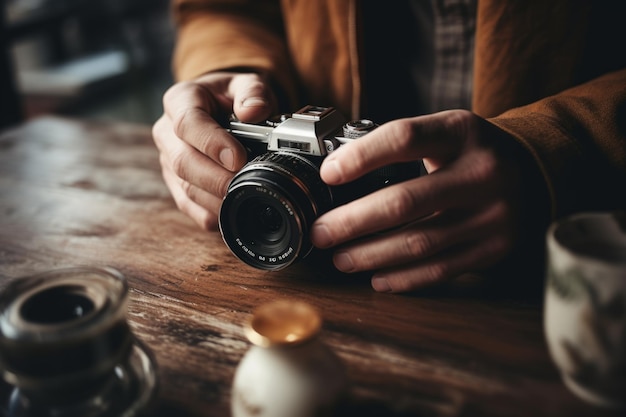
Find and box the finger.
[163,81,248,172]
[370,232,512,293]
[311,154,500,248]
[332,201,512,274]
[174,169,224,217]
[162,141,236,198]
[162,164,221,230]
[154,116,236,197]
[229,73,277,123]
[320,110,476,185]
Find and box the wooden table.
[0,117,620,417]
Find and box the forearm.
[489,68,626,219]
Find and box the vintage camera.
[219,105,420,271]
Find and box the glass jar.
[231,299,348,417]
[0,267,157,417]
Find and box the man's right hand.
[152,72,277,229]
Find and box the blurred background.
[1,0,175,129]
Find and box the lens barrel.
[219,152,332,270]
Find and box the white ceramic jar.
[544,212,626,409]
[231,299,348,417]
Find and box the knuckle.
[170,149,190,180]
[163,81,197,114]
[403,232,436,259]
[179,178,194,197]
[151,115,164,135]
[214,173,233,198]
[242,78,267,94]
[173,190,190,213]
[422,261,450,284]
[164,80,192,101]
[162,83,179,105]
[442,109,475,134]
[465,149,500,185]
[385,278,412,293]
[383,186,419,220]
[341,142,369,173]
[387,273,434,293]
[151,117,166,147]
[386,119,418,152]
[359,247,382,271]
[236,72,264,86]
[172,109,223,157]
[182,180,205,206]
[328,209,359,241]
[171,107,197,142]
[158,152,169,173]
[196,126,222,156]
[336,215,357,238]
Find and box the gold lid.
[244,299,322,347]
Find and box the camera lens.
[242,199,288,247]
[254,204,283,236]
[219,152,332,270]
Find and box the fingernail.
[311,224,333,248]
[372,277,392,292]
[219,148,235,170]
[242,97,268,108]
[334,251,354,272]
[322,159,343,184]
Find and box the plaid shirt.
[430,0,477,112]
[362,0,477,120]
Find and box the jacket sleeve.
[489,68,626,219]
[171,0,297,102]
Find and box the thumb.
[230,73,276,123]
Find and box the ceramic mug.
[544,211,626,408]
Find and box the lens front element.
[243,200,288,247]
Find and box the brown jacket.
[172,0,626,220]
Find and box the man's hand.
[152,72,277,229]
[311,110,537,293]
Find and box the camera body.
[219,105,419,271]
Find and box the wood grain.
[0,117,620,416]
